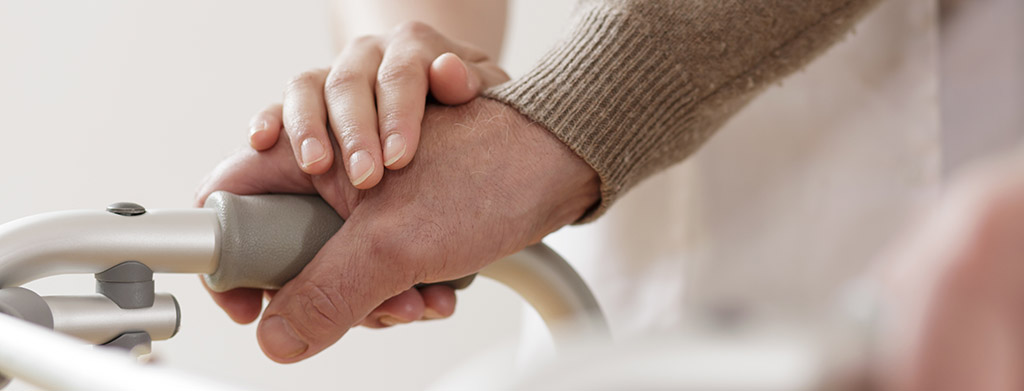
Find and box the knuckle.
[392,20,435,39]
[331,117,365,143]
[376,59,425,87]
[333,121,362,141]
[367,230,413,263]
[364,227,426,283]
[339,138,368,157]
[325,69,365,95]
[364,218,452,284]
[285,116,321,141]
[348,34,379,48]
[285,69,324,90]
[291,279,354,333]
[378,113,405,135]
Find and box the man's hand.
[224,21,511,330]
[196,98,599,362]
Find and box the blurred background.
[0,0,1020,390]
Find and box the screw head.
[106,202,146,216]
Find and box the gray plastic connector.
[103,331,152,355]
[95,261,155,309]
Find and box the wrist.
[478,98,601,233]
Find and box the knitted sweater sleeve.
[483,0,881,221]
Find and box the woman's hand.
[248,21,509,189]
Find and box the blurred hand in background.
[877,148,1024,391]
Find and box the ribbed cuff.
[484,2,698,222]
[484,0,879,223]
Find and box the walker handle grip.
[202,192,475,292]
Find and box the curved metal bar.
[44,294,179,344]
[0,195,609,389]
[0,313,244,391]
[0,209,220,288]
[481,243,609,342]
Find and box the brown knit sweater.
[483,0,881,222]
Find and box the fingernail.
[300,138,326,169]
[383,134,407,167]
[379,315,402,327]
[249,119,268,137]
[260,316,308,359]
[459,56,478,92]
[248,120,269,148]
[349,150,374,186]
[423,308,443,319]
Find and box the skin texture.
[197,98,600,362]
[874,151,1024,391]
[245,23,511,329]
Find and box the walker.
[0,191,607,390]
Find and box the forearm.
[330,0,508,60]
[484,0,882,221]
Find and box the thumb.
[428,52,510,105]
[255,219,417,363]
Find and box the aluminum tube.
[0,209,220,288]
[0,313,245,391]
[43,294,179,344]
[480,243,609,342]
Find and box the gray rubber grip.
[203,192,475,293]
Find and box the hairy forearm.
[330,0,508,60]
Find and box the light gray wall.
[0,1,571,389]
[940,0,1024,175]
